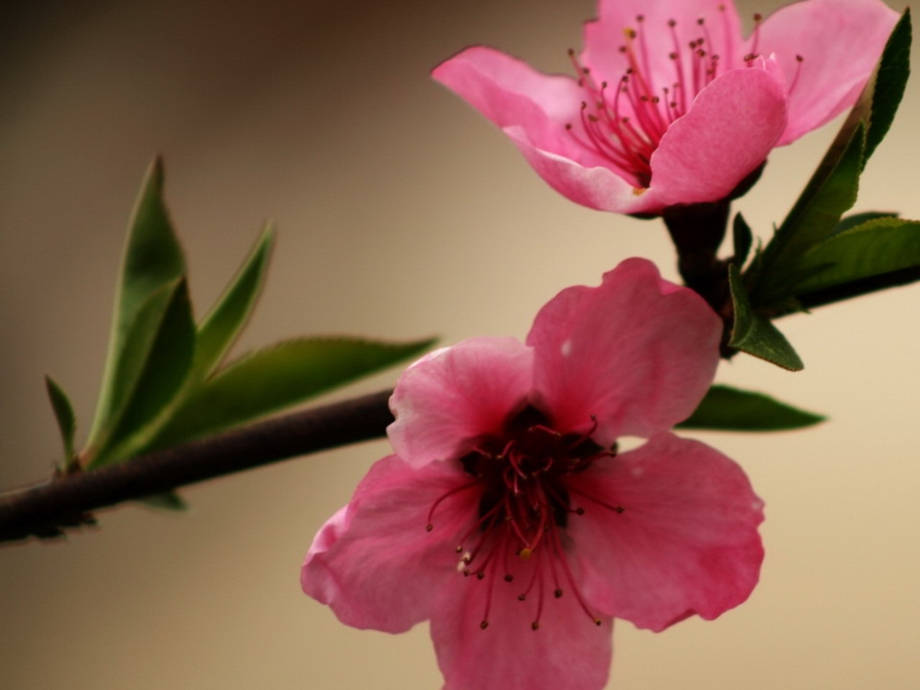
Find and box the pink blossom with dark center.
[432,0,898,215]
[302,259,765,690]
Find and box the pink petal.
[432,46,659,213]
[750,0,899,145]
[585,0,745,79]
[388,337,533,467]
[527,258,721,443]
[431,46,593,163]
[567,433,764,632]
[501,132,667,214]
[301,455,476,632]
[430,564,613,690]
[649,67,787,207]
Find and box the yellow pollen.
[519,547,533,561]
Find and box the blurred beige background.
[1,0,918,688]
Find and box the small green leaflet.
[728,265,804,371]
[678,384,825,432]
[45,375,77,467]
[146,336,436,451]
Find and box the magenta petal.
[752,0,899,145]
[301,455,475,632]
[527,258,721,443]
[649,68,787,206]
[568,433,764,632]
[388,337,533,467]
[430,575,613,690]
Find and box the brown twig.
[0,389,394,544]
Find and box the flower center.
[426,405,624,631]
[565,10,802,189]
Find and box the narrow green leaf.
[138,492,189,511]
[751,123,866,306]
[749,11,910,306]
[864,9,911,164]
[194,224,275,381]
[45,375,77,464]
[790,218,920,306]
[149,336,436,449]
[88,279,196,468]
[832,211,897,236]
[677,385,825,432]
[732,212,753,268]
[728,265,804,371]
[88,158,186,448]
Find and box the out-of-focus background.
[1,0,918,687]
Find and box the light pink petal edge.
[433,45,666,214]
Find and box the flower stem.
[663,200,731,308]
[0,389,394,544]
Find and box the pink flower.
[302,259,764,690]
[432,0,898,215]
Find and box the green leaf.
[732,212,753,268]
[790,218,920,306]
[864,9,911,164]
[677,385,825,432]
[88,279,196,468]
[88,158,186,449]
[751,123,866,305]
[138,492,189,511]
[193,224,275,381]
[45,375,77,465]
[147,336,437,449]
[749,11,911,307]
[832,211,898,236]
[728,265,804,371]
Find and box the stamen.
[447,404,615,631]
[548,526,603,626]
[788,54,805,94]
[750,13,763,60]
[568,485,626,515]
[426,479,481,531]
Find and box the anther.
[531,621,540,631]
[425,524,433,532]
[554,588,564,599]
[480,620,489,630]
[504,574,514,582]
